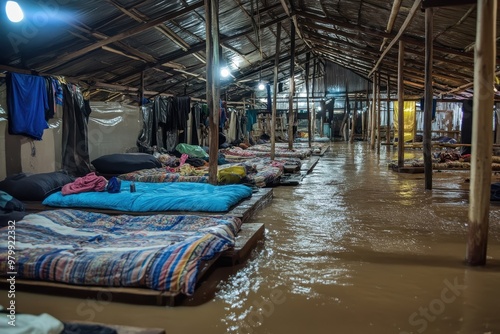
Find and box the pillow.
[0,172,75,201]
[91,153,161,175]
[0,190,24,212]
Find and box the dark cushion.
[0,172,75,201]
[91,153,161,175]
[0,190,24,212]
[0,211,27,228]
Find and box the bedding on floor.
[221,145,311,160]
[0,209,241,295]
[118,157,286,188]
[42,181,252,212]
[119,168,209,183]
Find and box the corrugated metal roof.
[0,0,498,103]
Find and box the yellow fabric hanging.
[393,101,417,142]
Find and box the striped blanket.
[0,210,241,295]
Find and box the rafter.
[36,1,204,72]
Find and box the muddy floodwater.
[4,142,500,334]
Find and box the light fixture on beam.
[220,67,230,78]
[6,1,23,22]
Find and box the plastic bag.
[175,143,209,158]
[218,166,246,184]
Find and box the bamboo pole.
[350,96,357,143]
[386,74,391,145]
[364,81,369,141]
[423,7,434,190]
[205,0,220,185]
[377,71,382,152]
[467,0,497,266]
[139,71,145,106]
[288,21,296,150]
[397,41,405,168]
[271,22,281,160]
[370,73,377,149]
[344,91,350,141]
[306,52,312,147]
[369,0,422,77]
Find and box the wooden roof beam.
[380,0,402,51]
[61,19,157,64]
[369,0,423,77]
[36,1,204,72]
[297,10,479,62]
[422,0,477,8]
[108,14,289,84]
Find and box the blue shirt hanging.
[7,72,49,140]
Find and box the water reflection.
[216,142,500,334]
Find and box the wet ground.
[5,142,500,334]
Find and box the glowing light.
[6,1,23,23]
[258,82,265,90]
[220,67,230,78]
[317,106,322,111]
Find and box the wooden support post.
[496,102,500,144]
[397,41,405,168]
[377,71,382,152]
[140,71,145,106]
[321,99,326,138]
[423,7,434,190]
[288,21,296,150]
[467,0,497,266]
[386,74,391,145]
[350,96,357,143]
[364,81,369,141]
[306,52,312,147]
[370,73,377,149]
[205,0,220,185]
[271,22,281,160]
[343,91,350,141]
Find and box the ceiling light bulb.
[258,83,265,90]
[6,1,23,23]
[221,67,230,78]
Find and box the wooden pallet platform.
[390,165,425,174]
[0,223,266,307]
[312,145,330,156]
[65,321,166,334]
[301,156,320,175]
[225,188,273,223]
[219,223,265,266]
[23,188,273,224]
[0,255,220,307]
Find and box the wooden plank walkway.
[219,223,265,266]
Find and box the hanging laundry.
[44,77,63,121]
[173,96,191,143]
[191,103,201,145]
[7,72,49,140]
[61,83,92,176]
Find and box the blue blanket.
[43,181,252,212]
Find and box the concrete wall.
[0,84,62,179]
[0,83,142,179]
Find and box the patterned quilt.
[118,160,285,188]
[120,168,208,183]
[0,210,241,295]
